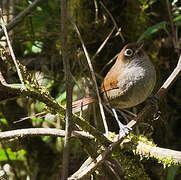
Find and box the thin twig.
[0,0,43,38]
[68,14,109,136]
[91,26,115,61]
[99,1,124,42]
[155,54,181,98]
[0,9,25,86]
[104,159,123,180]
[94,0,98,23]
[166,0,179,55]
[61,0,73,179]
[13,111,46,123]
[100,52,119,74]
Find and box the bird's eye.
[124,49,133,57]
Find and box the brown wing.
[101,46,128,93]
[101,76,118,93]
[101,64,120,93]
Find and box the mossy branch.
[0,45,110,147]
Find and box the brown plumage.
[73,42,156,113]
[101,43,156,109]
[72,43,156,135]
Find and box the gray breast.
[104,56,156,109]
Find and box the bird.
[73,43,156,135]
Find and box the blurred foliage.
[0,0,181,179]
[0,148,26,161]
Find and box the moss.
[113,150,150,180]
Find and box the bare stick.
[0,0,43,38]
[93,0,98,23]
[91,26,115,61]
[99,1,124,42]
[166,0,179,55]
[0,9,25,86]
[0,128,93,140]
[68,14,109,136]
[13,111,46,123]
[100,52,119,74]
[61,0,73,179]
[155,54,181,98]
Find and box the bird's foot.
[112,108,132,138]
[118,124,132,138]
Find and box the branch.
[0,9,25,86]
[0,0,43,38]
[166,0,179,55]
[0,127,180,171]
[0,128,93,140]
[99,1,124,42]
[68,14,109,136]
[61,0,73,179]
[136,141,181,165]
[0,52,110,147]
[91,26,115,61]
[68,133,126,180]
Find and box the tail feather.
[15,97,96,123]
[72,97,97,113]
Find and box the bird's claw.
[119,125,132,138]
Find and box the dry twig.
[99,0,124,42]
[68,14,109,136]
[0,0,43,38]
[91,26,116,61]
[166,0,179,55]
[0,9,25,86]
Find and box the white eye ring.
[124,49,133,57]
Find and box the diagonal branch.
[68,14,109,136]
[0,66,110,147]
[91,26,116,61]
[166,0,179,55]
[99,0,124,42]
[0,9,25,87]
[0,0,43,38]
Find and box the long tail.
[71,97,97,113]
[41,97,96,113]
[14,97,97,123]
